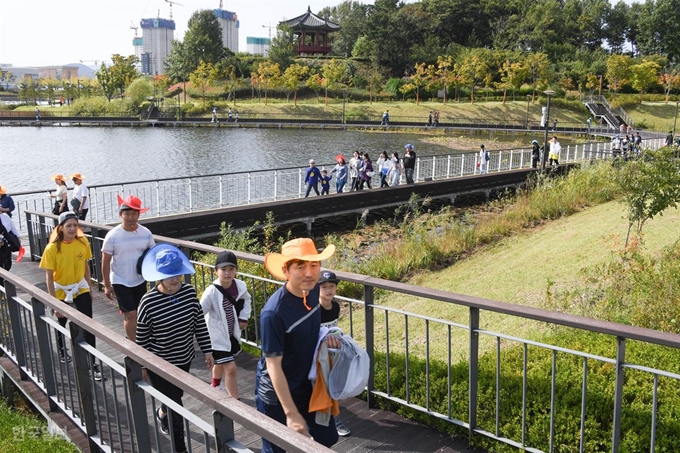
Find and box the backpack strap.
[212,283,244,317]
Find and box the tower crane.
[164,0,183,20]
[130,20,139,36]
[262,22,274,40]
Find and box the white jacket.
[200,278,252,352]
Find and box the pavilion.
[280,6,340,56]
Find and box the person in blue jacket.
[304,159,321,197]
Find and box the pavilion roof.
[281,6,340,32]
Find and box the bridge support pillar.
[484,189,491,202]
[450,195,456,207]
[305,218,314,235]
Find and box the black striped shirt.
[137,283,212,366]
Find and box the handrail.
[8,203,680,453]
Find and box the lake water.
[1,126,546,193]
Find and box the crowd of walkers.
[304,143,418,197]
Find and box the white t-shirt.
[55,185,68,201]
[73,183,90,210]
[101,224,155,287]
[0,213,18,236]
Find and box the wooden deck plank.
[4,258,478,452]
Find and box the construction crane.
[164,0,183,20]
[262,22,275,40]
[130,20,139,36]
[219,0,223,8]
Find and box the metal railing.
[8,136,665,238]
[4,208,680,452]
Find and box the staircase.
[584,95,634,131]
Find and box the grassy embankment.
[0,397,79,453]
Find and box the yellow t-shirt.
[39,238,92,300]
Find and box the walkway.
[4,258,481,453]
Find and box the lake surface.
[1,126,546,193]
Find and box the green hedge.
[373,329,680,452]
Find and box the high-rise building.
[140,18,175,75]
[247,37,271,57]
[214,9,239,54]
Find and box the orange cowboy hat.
[51,174,66,183]
[69,173,85,181]
[264,238,335,281]
[117,194,150,213]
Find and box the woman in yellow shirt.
[39,212,101,380]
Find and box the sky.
[0,0,377,68]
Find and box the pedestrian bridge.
[2,210,680,452]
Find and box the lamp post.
[526,94,532,129]
[673,101,679,141]
[342,85,347,124]
[542,90,556,171]
[598,75,602,97]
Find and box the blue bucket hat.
[141,243,195,281]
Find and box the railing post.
[4,281,28,379]
[510,150,514,170]
[415,158,420,182]
[26,212,36,261]
[247,173,252,204]
[364,284,376,408]
[124,357,152,453]
[90,227,103,289]
[69,322,99,452]
[460,154,465,177]
[298,168,303,198]
[214,410,236,450]
[274,171,278,201]
[446,155,451,178]
[611,336,626,453]
[519,149,524,168]
[155,181,161,217]
[497,151,502,172]
[188,179,193,212]
[30,297,59,412]
[219,175,224,208]
[431,156,436,180]
[469,307,480,442]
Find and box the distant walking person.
[549,136,561,167]
[359,153,374,190]
[403,144,416,184]
[49,174,68,216]
[70,173,89,221]
[212,107,218,123]
[320,170,332,195]
[304,159,321,197]
[479,144,489,174]
[381,110,389,125]
[0,212,20,285]
[331,157,348,193]
[0,186,15,218]
[664,131,673,147]
[35,106,40,121]
[388,154,401,187]
[101,195,155,342]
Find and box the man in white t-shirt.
[102,195,155,341]
[70,173,90,220]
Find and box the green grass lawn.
[350,201,680,362]
[625,101,680,132]
[0,398,79,453]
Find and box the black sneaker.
[91,365,105,382]
[59,350,72,363]
[335,417,350,437]
[156,408,169,435]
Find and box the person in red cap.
[101,195,155,341]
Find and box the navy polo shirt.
[256,284,321,405]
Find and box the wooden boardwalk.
[7,258,482,453]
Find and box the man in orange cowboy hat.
[101,195,155,341]
[256,238,341,453]
[69,173,89,220]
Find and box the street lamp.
[526,94,532,129]
[342,85,347,124]
[673,101,679,142]
[598,75,602,98]
[542,90,556,171]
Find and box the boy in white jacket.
[200,251,252,398]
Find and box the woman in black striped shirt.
[138,243,214,453]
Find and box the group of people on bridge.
[12,193,356,452]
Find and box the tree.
[525,52,552,102]
[321,59,347,105]
[497,57,527,104]
[223,65,243,104]
[616,147,680,246]
[604,1,629,54]
[124,77,153,109]
[268,24,296,70]
[630,59,660,102]
[281,64,309,105]
[659,65,680,103]
[606,54,632,97]
[109,54,139,97]
[255,61,281,105]
[400,62,430,104]
[189,61,219,107]
[435,55,458,104]
[306,72,324,103]
[459,50,489,103]
[96,63,117,101]
[319,1,369,57]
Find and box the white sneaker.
[213,384,226,392]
